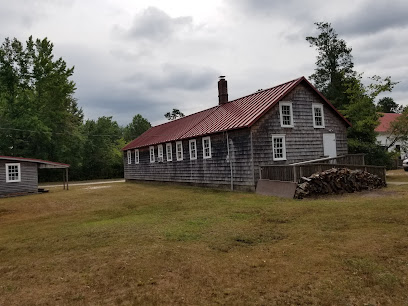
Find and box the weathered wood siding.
[124,128,254,190]
[0,161,38,196]
[251,83,349,180]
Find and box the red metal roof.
[375,113,401,133]
[123,76,351,150]
[0,156,70,168]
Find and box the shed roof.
[0,156,70,169]
[375,113,401,133]
[123,76,351,150]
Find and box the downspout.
[226,132,233,191]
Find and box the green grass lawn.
[387,168,408,182]
[1,182,407,305]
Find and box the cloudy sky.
[1,0,407,126]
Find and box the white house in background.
[375,113,406,159]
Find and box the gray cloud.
[336,0,408,35]
[113,7,193,42]
[124,63,218,91]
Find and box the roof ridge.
[227,76,304,104]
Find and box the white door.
[323,133,337,157]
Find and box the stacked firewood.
[294,168,386,199]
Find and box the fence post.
[259,167,262,179]
[293,165,297,183]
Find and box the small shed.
[0,156,70,197]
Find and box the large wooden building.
[123,76,351,191]
[0,156,69,197]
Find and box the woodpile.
[294,168,386,199]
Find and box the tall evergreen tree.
[306,22,356,109]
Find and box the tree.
[306,22,356,109]
[81,117,124,179]
[307,23,399,166]
[164,108,185,120]
[123,114,151,142]
[0,36,83,173]
[376,97,402,113]
[385,109,408,152]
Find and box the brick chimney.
[218,76,228,105]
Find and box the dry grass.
[387,169,408,182]
[1,182,408,305]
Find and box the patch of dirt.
[85,185,112,190]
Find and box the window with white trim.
[127,150,132,164]
[134,149,139,164]
[149,146,155,163]
[166,143,172,161]
[279,102,294,127]
[6,163,21,183]
[158,144,164,162]
[189,139,197,160]
[176,141,183,161]
[272,135,287,161]
[312,103,325,128]
[202,136,212,159]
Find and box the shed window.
[6,163,21,183]
[176,141,183,161]
[279,102,293,127]
[149,146,155,163]
[158,144,164,162]
[202,136,212,159]
[127,150,132,164]
[189,139,197,160]
[135,149,139,164]
[272,135,287,161]
[166,143,172,161]
[312,103,325,128]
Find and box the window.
[149,146,155,163]
[134,149,139,164]
[127,150,132,164]
[312,103,325,128]
[6,163,21,183]
[202,136,212,159]
[189,139,197,160]
[166,143,172,161]
[176,141,183,161]
[158,144,164,162]
[279,102,294,127]
[272,135,287,161]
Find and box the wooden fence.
[260,162,386,183]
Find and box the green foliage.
[307,23,399,166]
[306,22,356,109]
[81,117,124,179]
[0,36,83,167]
[387,109,408,153]
[376,97,402,113]
[0,36,129,181]
[164,108,185,120]
[123,114,151,142]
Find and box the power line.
[0,127,120,137]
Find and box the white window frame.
[176,141,183,161]
[6,163,21,183]
[272,135,287,161]
[149,146,155,163]
[202,136,212,159]
[127,150,132,164]
[158,144,164,162]
[134,149,139,164]
[189,139,197,160]
[312,103,325,128]
[166,143,172,161]
[279,101,294,128]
